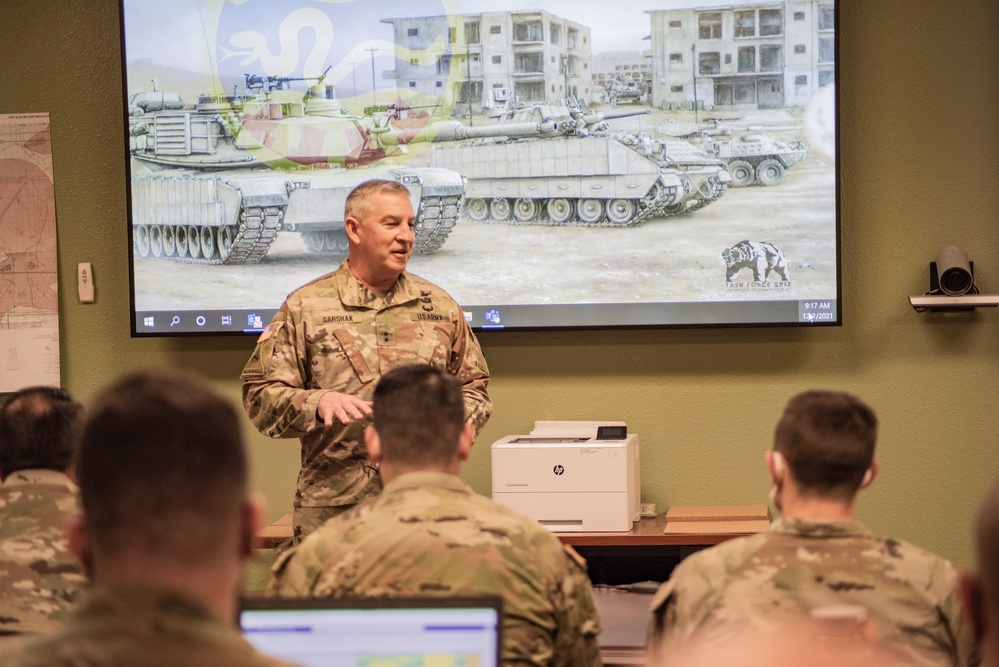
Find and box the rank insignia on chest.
[377,327,394,345]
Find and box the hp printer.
[491,421,640,532]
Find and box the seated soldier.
[648,389,976,667]
[268,364,602,667]
[0,369,298,667]
[960,476,999,667]
[658,628,909,667]
[0,387,86,641]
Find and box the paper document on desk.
[664,519,771,535]
[663,504,770,536]
[665,504,769,522]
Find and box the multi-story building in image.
[647,1,834,110]
[381,10,592,110]
[591,50,652,99]
[591,50,652,89]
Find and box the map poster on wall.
[0,113,61,392]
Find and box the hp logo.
[553,464,565,476]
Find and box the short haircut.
[344,179,411,223]
[975,479,999,611]
[773,389,878,499]
[372,365,465,469]
[76,369,247,559]
[0,386,83,474]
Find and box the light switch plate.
[78,262,94,303]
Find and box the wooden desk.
[256,512,763,585]
[255,513,292,549]
[557,517,759,586]
[555,513,761,547]
[256,512,761,550]
[252,515,763,666]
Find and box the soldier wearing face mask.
[648,390,977,667]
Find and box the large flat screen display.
[122,0,839,335]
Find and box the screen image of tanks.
[126,80,768,262]
[430,99,730,226]
[657,118,807,187]
[127,70,464,265]
[124,0,834,294]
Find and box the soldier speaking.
[241,179,491,544]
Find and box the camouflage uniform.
[267,471,602,667]
[0,469,85,638]
[241,261,491,542]
[0,584,299,667]
[648,516,977,667]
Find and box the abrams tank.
[127,74,464,264]
[428,100,729,227]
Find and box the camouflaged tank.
[127,75,464,264]
[428,99,730,226]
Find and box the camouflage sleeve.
[932,561,980,667]
[0,488,86,636]
[551,545,602,667]
[648,578,673,638]
[449,314,492,439]
[265,543,321,597]
[241,302,328,439]
[647,577,681,662]
[647,550,723,658]
[943,588,980,667]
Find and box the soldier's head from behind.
[69,368,261,609]
[343,179,416,292]
[769,390,878,508]
[961,477,999,667]
[0,386,83,479]
[366,364,471,480]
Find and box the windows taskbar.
[133,300,837,336]
[134,309,280,335]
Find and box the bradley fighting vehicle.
[603,75,646,106]
[659,118,807,187]
[427,99,730,226]
[127,72,470,264]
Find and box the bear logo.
[722,240,790,283]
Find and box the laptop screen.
[240,596,502,667]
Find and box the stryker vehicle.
[429,99,730,226]
[659,118,806,187]
[127,73,465,264]
[706,132,806,186]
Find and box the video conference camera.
[933,245,974,296]
[909,245,999,310]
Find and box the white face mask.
[768,451,873,512]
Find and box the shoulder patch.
[257,321,283,342]
[563,544,589,570]
[271,544,297,575]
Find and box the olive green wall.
[2,0,997,568]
